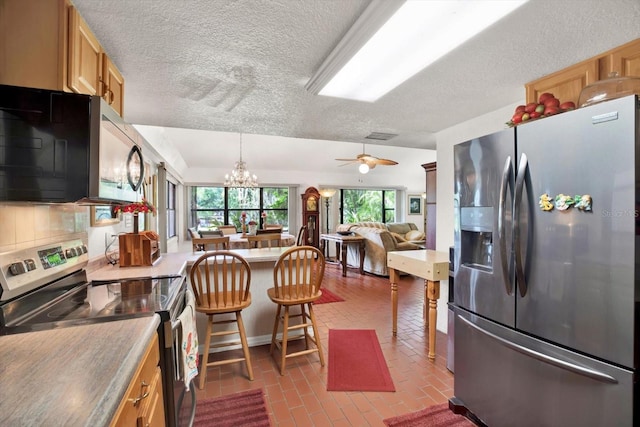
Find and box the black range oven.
[0,237,195,427]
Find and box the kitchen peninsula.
[90,248,291,346]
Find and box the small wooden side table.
[387,249,449,361]
[320,233,365,277]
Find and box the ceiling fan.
[335,144,398,173]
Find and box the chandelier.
[224,133,258,188]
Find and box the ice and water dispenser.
[459,206,494,271]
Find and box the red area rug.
[383,403,476,427]
[315,288,345,304]
[327,329,395,392]
[194,388,271,426]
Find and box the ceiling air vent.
[365,132,397,141]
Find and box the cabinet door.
[609,38,640,77]
[137,367,165,427]
[103,55,125,116]
[0,0,70,91]
[525,59,599,106]
[68,6,103,96]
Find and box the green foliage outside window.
[191,186,289,231]
[341,189,396,224]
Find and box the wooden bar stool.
[189,251,254,388]
[267,246,326,375]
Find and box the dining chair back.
[191,236,230,252]
[295,225,308,246]
[217,225,237,236]
[256,227,283,235]
[267,245,326,375]
[246,233,283,248]
[189,251,254,387]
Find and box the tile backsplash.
[0,204,89,253]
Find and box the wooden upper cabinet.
[68,6,103,96]
[526,38,640,106]
[0,0,124,116]
[525,59,599,106]
[103,55,125,116]
[608,38,640,78]
[0,0,71,92]
[68,6,124,116]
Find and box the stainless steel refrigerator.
[452,95,638,427]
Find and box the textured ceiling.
[72,0,640,156]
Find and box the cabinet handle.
[107,89,114,105]
[99,78,107,97]
[128,380,150,407]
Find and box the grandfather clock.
[301,186,320,248]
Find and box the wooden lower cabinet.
[110,334,165,427]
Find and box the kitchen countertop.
[0,315,160,426]
[89,248,290,282]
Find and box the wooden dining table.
[227,232,296,249]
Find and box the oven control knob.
[24,259,36,271]
[9,262,26,276]
[81,245,88,254]
[76,246,84,255]
[65,249,73,259]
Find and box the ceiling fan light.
[359,163,370,174]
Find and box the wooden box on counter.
[119,231,160,267]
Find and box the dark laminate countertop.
[0,315,160,426]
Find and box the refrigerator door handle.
[514,152,528,297]
[498,156,513,296]
[459,315,619,384]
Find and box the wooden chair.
[256,226,282,235]
[295,225,308,246]
[246,233,283,249]
[192,236,229,252]
[187,227,201,239]
[267,246,326,375]
[189,251,254,388]
[199,229,223,237]
[217,225,237,236]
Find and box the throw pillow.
[405,230,425,241]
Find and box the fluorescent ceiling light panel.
[315,0,528,102]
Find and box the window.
[190,186,289,231]
[340,189,396,223]
[167,181,176,238]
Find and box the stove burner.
[1,272,184,335]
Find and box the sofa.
[336,222,424,276]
